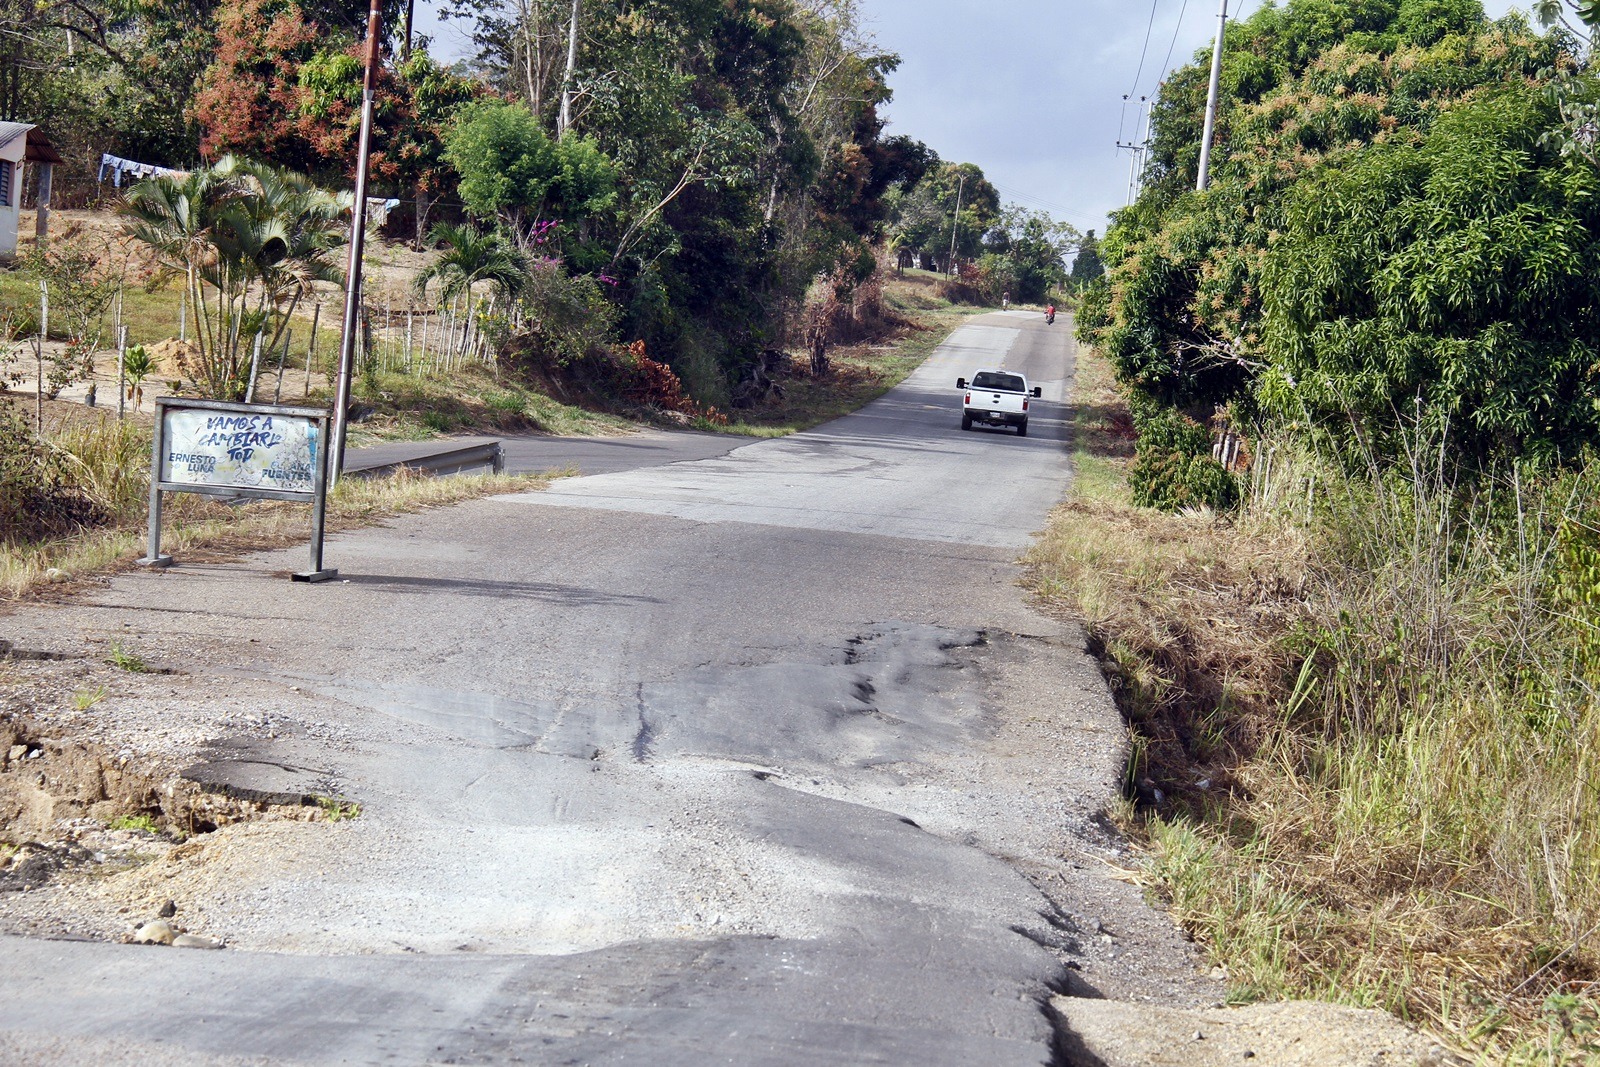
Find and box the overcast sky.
[420,0,1534,235]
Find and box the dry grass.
[1,403,548,602]
[1028,500,1308,800]
[1027,342,1600,1064]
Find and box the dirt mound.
[1053,997,1459,1066]
[142,339,197,380]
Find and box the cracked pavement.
[0,311,1217,1065]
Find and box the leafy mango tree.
[1259,84,1600,462]
[1078,1,1571,448]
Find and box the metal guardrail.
[345,439,505,480]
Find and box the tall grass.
[45,413,151,521]
[1251,439,1600,1060]
[1030,380,1600,1061]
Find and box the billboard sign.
[141,397,336,581]
[160,408,321,496]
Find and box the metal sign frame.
[137,397,337,583]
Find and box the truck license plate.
[988,412,1001,419]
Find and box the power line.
[1158,0,1192,86]
[992,183,1104,227]
[1126,0,1162,101]
[1116,0,1161,171]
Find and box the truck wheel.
[961,414,972,431]
[1017,420,1028,437]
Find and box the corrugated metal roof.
[0,122,62,164]
[0,122,34,153]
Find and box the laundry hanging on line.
[97,154,398,223]
[97,153,187,187]
[366,198,401,225]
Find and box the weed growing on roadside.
[109,814,160,834]
[483,390,527,416]
[315,796,361,822]
[72,686,106,711]
[107,642,149,673]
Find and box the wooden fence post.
[117,324,128,419]
[304,303,321,399]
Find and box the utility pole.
[1117,95,1150,206]
[330,0,383,486]
[947,173,966,276]
[1196,0,1228,192]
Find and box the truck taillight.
[964,393,971,404]
[1023,399,1030,411]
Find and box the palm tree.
[121,157,348,401]
[415,222,527,305]
[416,222,528,360]
[121,168,232,396]
[212,157,348,390]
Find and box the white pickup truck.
[956,369,1043,436]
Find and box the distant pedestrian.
[1002,292,1010,309]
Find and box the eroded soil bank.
[0,637,347,946]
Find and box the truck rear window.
[972,372,1025,392]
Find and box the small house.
[0,122,63,262]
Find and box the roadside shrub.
[936,261,989,305]
[47,416,151,522]
[515,260,618,366]
[669,323,733,410]
[974,253,1020,306]
[1129,403,1239,511]
[501,334,725,426]
[621,341,727,425]
[0,405,106,542]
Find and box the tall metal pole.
[1196,0,1228,192]
[330,0,383,487]
[947,173,966,276]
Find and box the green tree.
[434,0,921,398]
[443,99,617,250]
[1069,230,1104,293]
[887,162,1000,271]
[1080,1,1564,418]
[983,207,1078,303]
[1259,84,1600,461]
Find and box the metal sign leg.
[137,411,172,568]
[294,415,339,583]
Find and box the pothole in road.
[0,713,332,901]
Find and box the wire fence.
[8,275,512,420]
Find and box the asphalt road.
[346,427,747,479]
[0,311,1213,1065]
